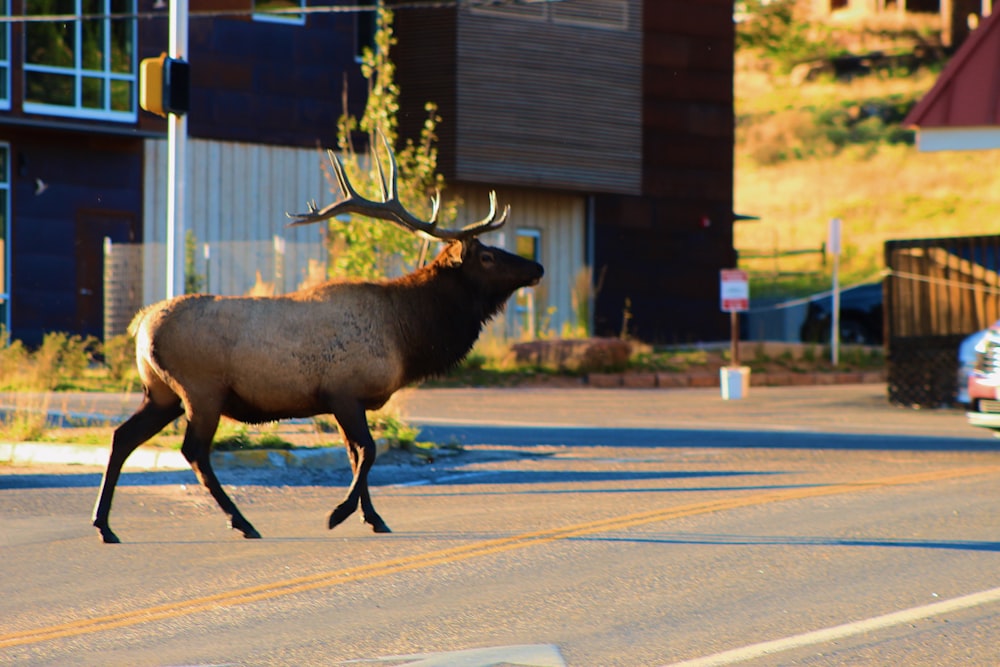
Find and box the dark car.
[799,281,883,345]
[966,320,1000,433]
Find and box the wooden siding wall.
[143,138,329,302]
[143,142,581,338]
[455,2,642,193]
[393,1,641,194]
[446,184,585,337]
[391,6,459,178]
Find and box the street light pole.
[165,0,188,299]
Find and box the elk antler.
[286,130,509,241]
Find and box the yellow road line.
[2,465,996,649]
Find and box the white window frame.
[23,0,137,122]
[468,0,629,31]
[0,0,9,111]
[253,0,306,25]
[0,143,9,335]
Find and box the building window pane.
[82,76,103,108]
[23,0,137,121]
[110,0,132,73]
[26,70,75,106]
[516,229,541,262]
[110,79,131,111]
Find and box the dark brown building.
[394,0,735,343]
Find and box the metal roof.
[905,11,1000,151]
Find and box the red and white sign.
[720,269,749,312]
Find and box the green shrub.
[102,333,137,384]
[33,332,98,390]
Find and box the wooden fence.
[884,234,1000,407]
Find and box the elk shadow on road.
[416,424,1000,453]
[2,424,996,492]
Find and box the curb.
[585,369,887,388]
[0,439,391,471]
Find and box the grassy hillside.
[734,14,1000,296]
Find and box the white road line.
[664,585,1000,667]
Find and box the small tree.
[184,229,206,294]
[325,4,456,280]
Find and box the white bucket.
[720,366,751,400]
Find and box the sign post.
[720,269,750,400]
[828,218,842,365]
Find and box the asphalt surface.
[4,383,1000,665]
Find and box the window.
[0,144,8,334]
[23,0,137,121]
[469,0,629,31]
[514,229,541,338]
[0,0,9,110]
[516,228,541,263]
[253,0,305,25]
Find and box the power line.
[0,0,562,23]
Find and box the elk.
[92,135,544,543]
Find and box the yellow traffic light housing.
[140,54,190,117]
[140,54,166,116]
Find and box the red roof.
[905,11,1000,128]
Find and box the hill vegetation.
[735,2,1000,296]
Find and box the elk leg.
[181,416,261,539]
[93,398,184,543]
[329,402,390,533]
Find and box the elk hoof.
[230,519,262,539]
[96,526,121,544]
[369,519,392,534]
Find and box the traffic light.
[140,53,190,117]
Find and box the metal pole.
[831,251,840,366]
[165,0,188,299]
[730,310,740,367]
[828,218,842,366]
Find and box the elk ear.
[440,241,465,267]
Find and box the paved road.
[2,384,1000,666]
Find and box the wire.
[746,267,1000,315]
[0,0,561,23]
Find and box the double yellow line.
[2,465,996,649]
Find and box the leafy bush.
[0,327,29,389]
[102,333,137,384]
[737,0,830,72]
[28,332,98,390]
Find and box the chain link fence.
[103,237,327,340]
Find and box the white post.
[165,0,189,299]
[828,218,842,366]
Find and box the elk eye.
[481,251,495,266]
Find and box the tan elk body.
[92,138,543,543]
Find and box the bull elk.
[92,135,544,543]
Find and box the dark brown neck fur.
[387,262,508,385]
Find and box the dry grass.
[735,64,1000,289]
[736,146,1000,284]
